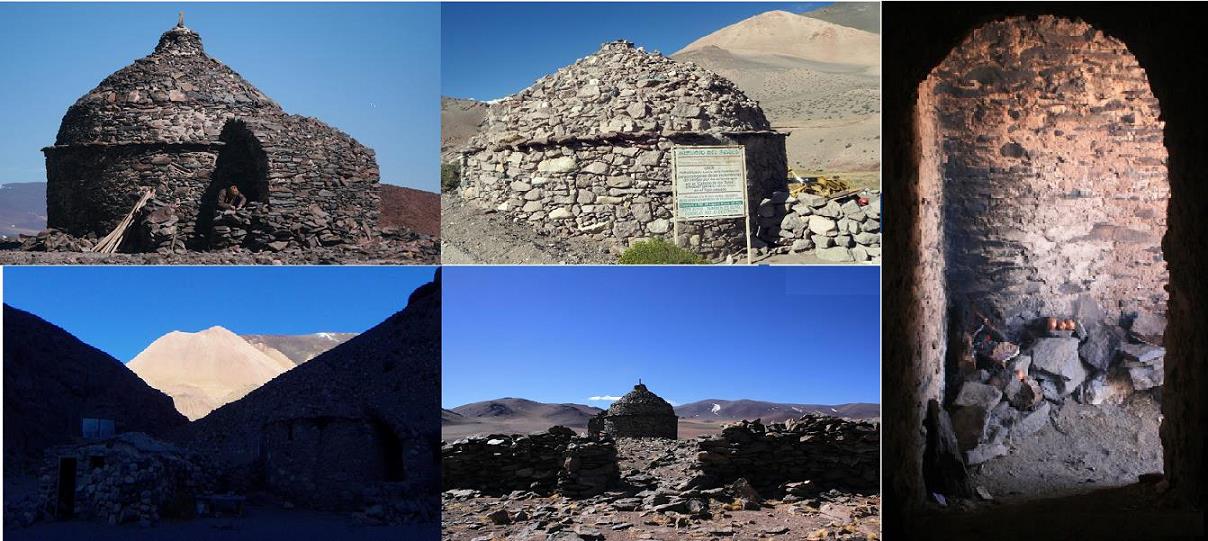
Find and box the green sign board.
[672,146,747,219]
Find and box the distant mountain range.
[442,396,878,439]
[0,182,47,238]
[127,327,357,421]
[0,182,438,239]
[675,399,880,422]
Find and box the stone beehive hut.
[588,383,678,439]
[43,19,379,252]
[458,40,787,259]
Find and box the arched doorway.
[198,119,269,247]
[916,16,1169,502]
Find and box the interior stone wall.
[884,6,1207,537]
[931,16,1168,335]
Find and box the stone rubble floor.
[442,438,880,541]
[968,392,1162,503]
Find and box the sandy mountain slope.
[380,184,441,238]
[241,332,358,367]
[128,326,292,421]
[673,10,880,177]
[677,10,879,67]
[803,2,880,34]
[441,96,489,162]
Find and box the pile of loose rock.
[696,415,881,495]
[948,308,1166,465]
[756,189,882,262]
[442,426,619,497]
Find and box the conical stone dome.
[476,40,771,147]
[607,383,676,417]
[54,22,281,146]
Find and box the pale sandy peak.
[675,10,879,67]
[128,326,291,421]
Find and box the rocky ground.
[0,236,438,265]
[967,393,1162,503]
[441,438,879,541]
[441,194,614,265]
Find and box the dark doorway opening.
[370,418,406,482]
[198,119,269,247]
[55,457,77,519]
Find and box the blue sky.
[0,3,439,191]
[442,265,879,409]
[2,266,436,362]
[442,2,827,100]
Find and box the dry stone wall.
[458,40,787,260]
[756,189,883,262]
[442,427,619,498]
[930,16,1168,334]
[696,415,880,496]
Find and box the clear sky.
[2,266,436,362]
[442,265,879,409]
[0,3,440,191]
[442,2,827,100]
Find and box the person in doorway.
[217,184,247,211]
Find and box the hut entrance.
[916,16,1169,503]
[198,119,269,246]
[371,418,405,482]
[55,457,77,519]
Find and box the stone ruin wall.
[695,416,880,496]
[460,131,786,260]
[597,414,678,439]
[442,427,619,498]
[927,16,1168,336]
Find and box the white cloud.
[589,395,623,402]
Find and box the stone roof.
[606,383,676,417]
[53,23,281,146]
[473,40,772,148]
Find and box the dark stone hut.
[42,19,380,252]
[588,383,678,439]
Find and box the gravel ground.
[440,194,614,265]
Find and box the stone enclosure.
[442,426,620,498]
[457,40,788,260]
[43,21,380,253]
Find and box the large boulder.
[1029,337,1087,396]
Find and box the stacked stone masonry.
[38,433,210,526]
[442,427,619,498]
[588,383,679,439]
[458,41,788,260]
[43,22,380,253]
[926,16,1168,335]
[695,415,880,496]
[756,189,883,263]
